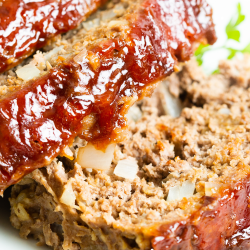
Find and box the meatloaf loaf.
[10,56,250,250]
[0,0,216,194]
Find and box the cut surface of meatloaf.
[0,0,216,194]
[0,0,108,73]
[9,56,250,250]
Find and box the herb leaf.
[226,30,240,42]
[227,48,237,59]
[225,3,245,42]
[195,2,250,70]
[235,3,245,26]
[242,42,250,53]
[194,44,210,65]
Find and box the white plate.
[1,0,250,249]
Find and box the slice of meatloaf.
[0,0,216,194]
[9,56,250,250]
[0,0,108,73]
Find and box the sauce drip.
[0,0,216,193]
[0,0,106,73]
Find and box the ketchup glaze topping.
[0,0,216,193]
[152,177,250,250]
[0,0,106,73]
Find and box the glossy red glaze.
[152,178,250,250]
[0,0,106,73]
[0,0,216,193]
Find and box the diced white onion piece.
[114,3,125,12]
[101,9,117,22]
[77,143,115,170]
[126,105,142,122]
[16,64,40,81]
[205,182,222,196]
[60,182,76,207]
[14,203,30,221]
[100,4,124,22]
[179,181,195,200]
[44,46,64,61]
[218,108,231,115]
[160,81,182,118]
[167,185,180,202]
[83,18,100,31]
[107,20,128,29]
[16,192,27,204]
[61,146,74,160]
[114,158,138,180]
[33,53,45,65]
[167,181,195,202]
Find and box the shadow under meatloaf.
[0,0,108,73]
[0,0,216,194]
[9,57,250,250]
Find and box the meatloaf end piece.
[10,56,250,250]
[0,0,216,194]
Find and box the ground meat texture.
[9,56,250,250]
[0,0,216,194]
[166,56,250,106]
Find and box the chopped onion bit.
[77,143,115,170]
[126,105,142,122]
[83,18,100,31]
[16,64,40,81]
[61,146,74,160]
[100,9,117,22]
[14,203,30,221]
[167,180,195,202]
[205,182,222,196]
[60,181,76,207]
[114,158,138,180]
[167,185,180,202]
[160,81,182,118]
[218,108,231,115]
[100,3,124,21]
[44,46,64,61]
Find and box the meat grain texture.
[9,56,250,250]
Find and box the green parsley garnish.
[195,3,250,66]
